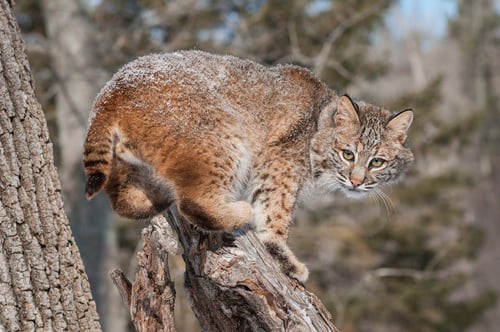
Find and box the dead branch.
[112,208,340,331]
[111,215,178,331]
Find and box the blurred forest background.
[14,0,500,331]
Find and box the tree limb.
[111,215,178,331]
[113,208,339,331]
[313,2,388,76]
[167,208,339,331]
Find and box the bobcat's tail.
[83,111,116,200]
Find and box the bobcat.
[83,50,414,282]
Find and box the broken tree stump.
[112,208,339,332]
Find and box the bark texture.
[111,215,178,332]
[114,209,339,332]
[40,1,122,328]
[0,0,101,330]
[170,208,339,332]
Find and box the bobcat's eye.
[370,158,385,168]
[342,150,355,161]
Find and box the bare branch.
[367,267,434,281]
[313,2,388,76]
[112,215,178,331]
[110,269,132,307]
[286,18,314,65]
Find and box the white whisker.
[373,189,397,223]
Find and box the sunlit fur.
[83,51,413,283]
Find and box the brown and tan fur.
[83,50,414,282]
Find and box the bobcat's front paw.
[289,262,309,283]
[263,240,309,283]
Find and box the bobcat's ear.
[318,100,336,130]
[387,109,413,144]
[334,95,360,128]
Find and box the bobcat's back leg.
[178,196,253,231]
[105,156,173,219]
[167,140,253,231]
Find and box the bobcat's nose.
[350,178,363,188]
[350,167,365,189]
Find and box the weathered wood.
[115,209,339,331]
[167,208,339,332]
[112,216,178,331]
[110,269,132,307]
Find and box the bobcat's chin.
[339,185,370,199]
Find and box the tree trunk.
[113,209,339,332]
[41,0,124,329]
[0,0,101,330]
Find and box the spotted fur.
[83,50,414,282]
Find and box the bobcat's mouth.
[340,185,370,199]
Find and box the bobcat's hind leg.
[178,195,253,231]
[170,142,253,232]
[106,157,173,220]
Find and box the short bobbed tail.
[83,107,116,200]
[85,172,107,200]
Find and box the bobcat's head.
[311,95,414,198]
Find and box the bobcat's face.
[311,96,414,198]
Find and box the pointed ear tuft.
[334,95,360,127]
[387,109,413,143]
